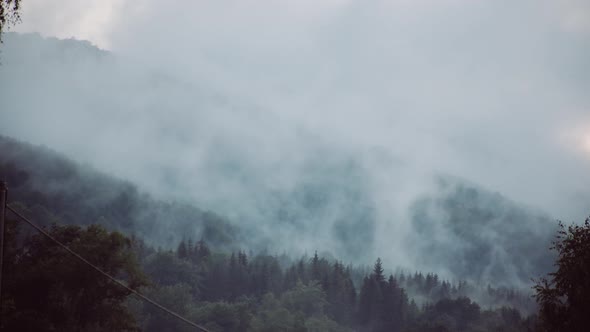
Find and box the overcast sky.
[10,0,589,211]
[13,0,590,49]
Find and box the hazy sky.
[13,0,590,49]
[2,0,590,278]
[11,0,590,209]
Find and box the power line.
[5,204,211,332]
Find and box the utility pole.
[0,180,6,314]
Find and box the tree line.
[1,209,549,331]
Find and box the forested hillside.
[0,127,556,287]
[409,179,556,288]
[0,33,558,287]
[0,134,544,331]
[0,135,239,249]
[2,219,538,331]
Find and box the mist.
[1,0,589,287]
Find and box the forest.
[1,219,537,332]
[1,136,587,332]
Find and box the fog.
[1,0,589,286]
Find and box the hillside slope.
[0,135,239,249]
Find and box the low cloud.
[3,0,590,284]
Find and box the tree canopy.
[534,217,590,331]
[1,219,147,331]
[0,0,20,42]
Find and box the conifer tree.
[177,239,188,259]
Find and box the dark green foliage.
[421,297,481,331]
[143,251,202,293]
[1,221,146,331]
[0,0,20,43]
[249,293,307,332]
[177,240,188,259]
[189,301,253,332]
[534,218,590,332]
[135,283,197,332]
[250,285,350,332]
[358,259,408,331]
[396,271,535,313]
[1,218,538,332]
[406,300,534,332]
[373,258,385,282]
[324,261,357,325]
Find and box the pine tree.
[187,238,194,259]
[373,258,385,283]
[311,251,321,281]
[176,239,188,259]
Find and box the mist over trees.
[0,111,558,286]
[1,215,539,331]
[0,32,574,274]
[409,179,556,287]
[0,135,240,250]
[1,1,589,330]
[2,124,580,332]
